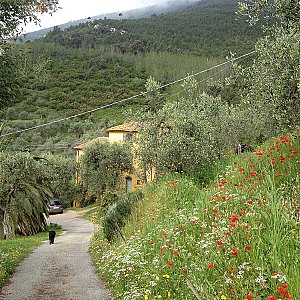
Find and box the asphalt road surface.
[0,210,112,300]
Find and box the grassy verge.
[0,224,62,288]
[90,131,300,299]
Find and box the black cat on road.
[49,230,56,244]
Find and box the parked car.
[47,198,63,214]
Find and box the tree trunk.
[3,209,14,239]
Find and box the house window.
[123,133,134,141]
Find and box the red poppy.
[247,200,253,204]
[168,261,173,267]
[246,295,253,300]
[150,240,155,245]
[226,232,231,237]
[173,250,179,255]
[231,248,238,256]
[267,296,278,300]
[229,214,239,222]
[182,269,187,275]
[277,287,288,296]
[208,263,213,268]
[245,245,251,250]
[250,171,257,176]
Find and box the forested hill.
[40,0,261,56]
[1,0,261,152]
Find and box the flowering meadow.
[90,131,300,299]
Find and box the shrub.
[102,190,143,242]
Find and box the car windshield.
[50,200,61,206]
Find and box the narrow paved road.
[0,210,112,300]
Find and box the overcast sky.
[23,0,172,33]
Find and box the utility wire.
[0,50,255,139]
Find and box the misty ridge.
[22,0,203,41]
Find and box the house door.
[126,177,133,192]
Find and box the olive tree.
[79,141,133,197]
[238,0,300,29]
[136,77,238,178]
[42,153,77,207]
[237,1,300,134]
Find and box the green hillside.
[1,0,261,153]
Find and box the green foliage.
[145,76,161,113]
[136,77,240,177]
[241,28,300,133]
[0,44,20,110]
[0,0,59,39]
[0,152,51,239]
[102,191,144,242]
[0,151,75,239]
[234,1,300,138]
[41,153,77,207]
[79,140,133,197]
[238,0,300,29]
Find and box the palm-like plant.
[0,152,52,239]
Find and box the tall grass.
[90,130,300,299]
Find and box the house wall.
[108,131,125,142]
[74,126,154,200]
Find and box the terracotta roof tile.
[74,136,109,150]
[107,121,139,132]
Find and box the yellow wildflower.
[221,295,227,300]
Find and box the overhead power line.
[0,50,255,139]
